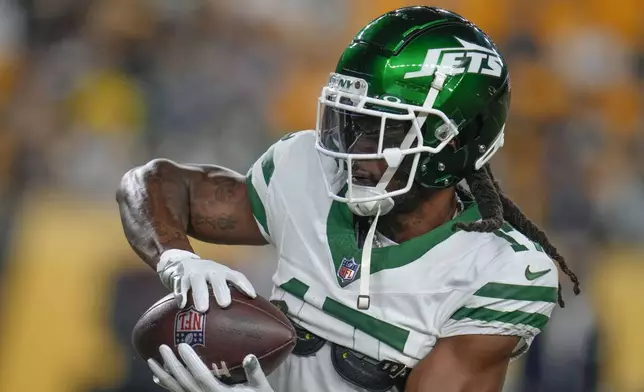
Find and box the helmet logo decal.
[328,73,369,96]
[404,37,503,79]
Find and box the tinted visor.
[319,106,413,155]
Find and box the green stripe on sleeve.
[474,283,557,303]
[261,147,275,185]
[450,306,549,330]
[245,173,269,236]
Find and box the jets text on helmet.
[404,37,503,79]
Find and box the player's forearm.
[116,159,194,268]
[405,335,512,392]
[405,375,504,392]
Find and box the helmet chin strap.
[347,185,394,216]
[345,73,450,310]
[347,128,421,309]
[356,205,381,310]
[347,126,419,217]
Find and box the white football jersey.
[246,130,558,369]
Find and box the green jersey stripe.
[279,278,310,299]
[261,147,275,185]
[474,283,557,303]
[450,306,549,330]
[245,173,269,236]
[322,298,409,353]
[279,278,410,353]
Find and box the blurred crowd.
[0,0,641,392]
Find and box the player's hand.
[148,344,275,392]
[157,249,256,312]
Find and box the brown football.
[132,288,296,384]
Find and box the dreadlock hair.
[452,164,581,308]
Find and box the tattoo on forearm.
[154,219,188,245]
[192,214,237,232]
[188,174,246,238]
[211,177,246,204]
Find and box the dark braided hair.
[453,164,581,307]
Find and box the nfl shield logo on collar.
[174,307,206,347]
[338,257,360,283]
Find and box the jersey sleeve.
[244,131,302,244]
[440,250,559,358]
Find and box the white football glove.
[148,344,274,392]
[157,249,256,312]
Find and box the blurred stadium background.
[0,0,641,391]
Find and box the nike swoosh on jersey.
[524,265,551,281]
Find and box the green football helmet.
[315,6,510,216]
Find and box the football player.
[116,6,580,392]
